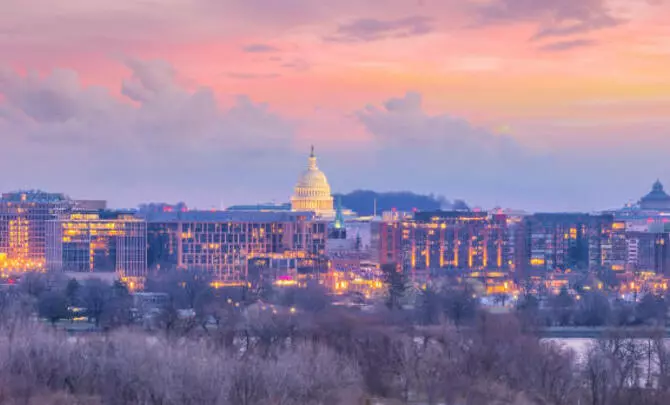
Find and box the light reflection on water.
[543,336,669,383]
[544,338,669,357]
[543,338,595,361]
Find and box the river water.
[544,338,594,360]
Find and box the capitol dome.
[290,146,334,217]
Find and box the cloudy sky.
[2,0,670,211]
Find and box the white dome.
[295,166,331,197]
[290,147,334,216]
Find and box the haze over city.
[2,0,670,210]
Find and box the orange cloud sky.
[3,0,670,209]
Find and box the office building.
[600,221,628,271]
[627,231,670,274]
[373,210,510,276]
[146,210,328,282]
[46,211,147,282]
[0,191,75,272]
[622,220,670,275]
[370,211,413,267]
[518,213,614,276]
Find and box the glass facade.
[46,212,147,280]
[522,214,613,273]
[0,191,73,272]
[146,211,327,282]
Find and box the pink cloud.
[0,59,299,205]
[2,1,670,210]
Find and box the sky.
[2,0,670,211]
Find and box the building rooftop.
[530,212,613,222]
[138,202,188,213]
[226,203,291,212]
[413,210,488,221]
[1,190,70,203]
[144,210,318,223]
[54,210,143,221]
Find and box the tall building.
[626,232,668,274]
[518,213,614,277]
[46,211,147,282]
[146,211,328,282]
[290,146,335,218]
[0,191,74,272]
[600,221,628,271]
[623,221,670,275]
[503,211,530,280]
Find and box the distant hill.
[333,190,469,216]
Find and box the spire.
[653,179,664,192]
[334,196,344,229]
[307,145,317,170]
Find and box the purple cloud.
[280,58,311,71]
[242,43,280,53]
[0,67,119,124]
[121,59,179,103]
[354,92,565,207]
[472,0,623,39]
[326,16,433,42]
[0,59,298,207]
[227,72,281,79]
[350,91,670,211]
[538,39,598,51]
[357,92,523,156]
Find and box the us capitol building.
[290,146,336,218]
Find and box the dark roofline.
[2,190,71,203]
[530,212,613,222]
[143,210,319,223]
[413,210,487,221]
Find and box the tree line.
[2,267,670,404]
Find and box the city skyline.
[2,1,670,211]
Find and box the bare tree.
[19,272,48,298]
[80,279,111,328]
[37,291,69,326]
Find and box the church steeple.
[328,196,347,239]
